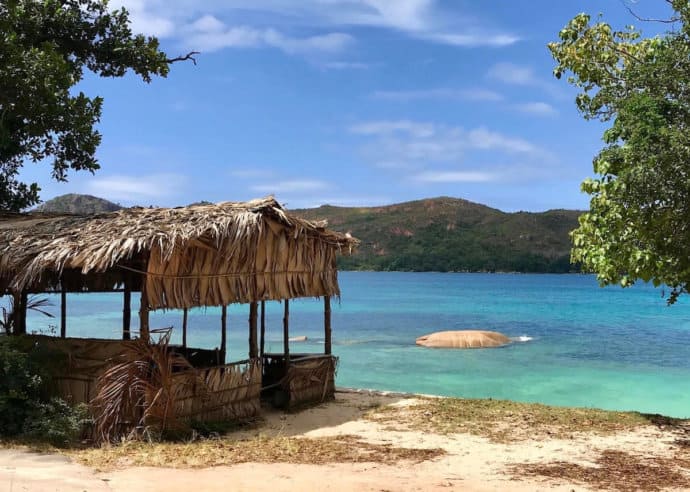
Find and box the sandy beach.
[2,390,689,492]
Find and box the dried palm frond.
[0,197,359,308]
[91,330,195,444]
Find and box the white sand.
[1,390,687,492]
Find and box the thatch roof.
[0,197,358,309]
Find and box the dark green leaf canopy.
[0,0,195,211]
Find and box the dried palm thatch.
[0,197,358,308]
[285,355,338,409]
[91,330,194,444]
[171,359,262,423]
[22,335,137,404]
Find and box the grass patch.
[509,450,690,492]
[70,434,445,471]
[366,397,682,442]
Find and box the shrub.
[23,400,89,448]
[0,337,43,435]
[0,336,85,446]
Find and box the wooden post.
[139,276,149,341]
[259,301,266,357]
[11,291,21,335]
[19,290,27,335]
[60,287,67,338]
[249,302,258,359]
[283,299,290,365]
[324,296,332,355]
[221,305,227,364]
[182,308,188,348]
[122,275,131,340]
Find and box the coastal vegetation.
[0,0,195,211]
[365,396,677,443]
[551,0,690,303]
[0,337,86,447]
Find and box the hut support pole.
[11,291,21,335]
[283,299,290,366]
[249,302,258,359]
[122,277,131,341]
[221,305,227,364]
[60,287,67,339]
[139,277,149,342]
[259,301,266,357]
[18,291,27,335]
[324,296,332,355]
[182,308,188,349]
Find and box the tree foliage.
[0,0,193,211]
[549,0,690,303]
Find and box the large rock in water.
[416,330,511,349]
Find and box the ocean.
[14,272,690,418]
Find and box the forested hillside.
[293,197,582,273]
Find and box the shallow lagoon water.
[15,272,690,418]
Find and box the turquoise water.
[12,272,690,418]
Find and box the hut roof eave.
[0,196,359,305]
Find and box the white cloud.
[109,0,175,38]
[412,171,496,183]
[322,61,371,70]
[189,14,225,33]
[513,102,558,116]
[186,23,353,54]
[422,32,519,47]
[349,120,435,138]
[350,120,541,159]
[110,0,518,51]
[467,127,538,154]
[343,0,432,31]
[486,63,566,100]
[87,173,185,201]
[372,88,503,102]
[348,120,556,183]
[251,179,331,193]
[487,62,537,85]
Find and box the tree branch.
[621,1,680,24]
[166,51,200,65]
[612,45,642,64]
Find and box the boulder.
[416,330,511,349]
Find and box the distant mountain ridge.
[34,194,582,273]
[35,194,122,214]
[293,197,583,273]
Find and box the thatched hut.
[0,196,358,423]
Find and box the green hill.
[35,194,122,214]
[292,197,583,273]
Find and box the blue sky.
[24,0,674,211]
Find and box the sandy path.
[0,450,110,492]
[1,391,687,492]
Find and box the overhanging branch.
[166,51,200,65]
